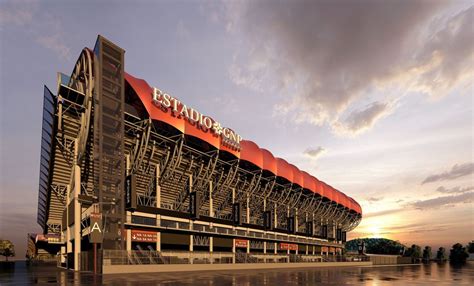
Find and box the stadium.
[34,36,362,273]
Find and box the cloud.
[303,146,326,159]
[363,208,405,219]
[422,162,474,184]
[36,34,71,60]
[436,186,474,194]
[0,0,71,60]
[0,2,33,27]
[367,196,383,203]
[332,101,394,135]
[411,191,473,210]
[222,1,473,136]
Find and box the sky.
[0,0,473,259]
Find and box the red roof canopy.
[125,72,362,215]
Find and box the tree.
[467,241,474,254]
[0,239,15,261]
[345,238,406,255]
[422,246,432,262]
[436,247,447,262]
[449,243,469,263]
[404,244,422,263]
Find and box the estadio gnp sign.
[152,87,242,149]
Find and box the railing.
[102,250,369,266]
[154,219,344,248]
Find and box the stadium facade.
[36,36,362,272]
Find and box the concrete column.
[156,214,161,251]
[247,241,250,254]
[156,163,161,208]
[126,229,131,251]
[295,208,298,233]
[274,242,277,254]
[66,185,71,254]
[189,235,193,251]
[210,237,213,253]
[232,238,236,264]
[263,241,267,254]
[156,232,161,251]
[306,245,308,255]
[73,139,81,271]
[246,193,250,224]
[209,180,214,218]
[274,203,277,228]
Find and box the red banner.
[279,243,298,251]
[234,239,248,248]
[131,230,157,242]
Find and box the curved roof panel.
[125,73,185,133]
[276,158,293,183]
[289,164,304,187]
[240,140,263,169]
[261,148,277,175]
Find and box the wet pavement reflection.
[1,262,473,285]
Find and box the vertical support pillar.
[73,139,81,271]
[274,202,277,228]
[126,229,131,251]
[274,242,277,254]
[232,238,236,264]
[263,241,267,254]
[65,184,71,269]
[156,214,161,251]
[246,193,250,224]
[156,163,161,208]
[295,208,298,233]
[209,180,214,218]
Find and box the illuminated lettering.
[162,93,171,108]
[189,108,199,123]
[150,86,242,147]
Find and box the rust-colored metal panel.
[276,158,293,183]
[301,171,315,191]
[125,73,185,133]
[261,148,277,175]
[321,182,333,201]
[289,164,303,187]
[312,176,324,197]
[240,140,263,169]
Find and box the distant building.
[35,35,362,273]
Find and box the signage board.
[279,243,298,251]
[189,192,200,219]
[232,203,241,225]
[263,211,272,230]
[235,239,248,248]
[125,174,137,211]
[131,230,158,242]
[151,87,242,150]
[89,213,103,243]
